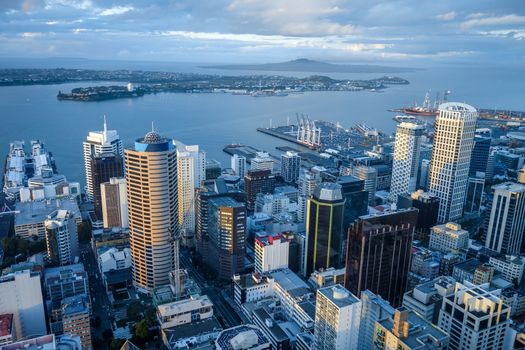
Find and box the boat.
[394,90,452,117]
[393,115,418,123]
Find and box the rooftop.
[439,102,477,113]
[15,198,80,226]
[1,334,56,350]
[318,284,360,309]
[215,325,269,350]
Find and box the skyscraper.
[389,122,424,202]
[207,196,246,279]
[469,134,491,176]
[297,169,321,223]
[91,153,124,220]
[464,174,484,214]
[281,151,301,183]
[397,190,439,240]
[125,130,178,292]
[100,177,128,229]
[428,103,478,223]
[314,284,361,350]
[352,165,377,205]
[83,118,123,201]
[231,154,246,178]
[345,209,417,307]
[438,281,510,350]
[304,183,345,277]
[176,143,206,247]
[484,182,525,254]
[244,170,275,211]
[44,210,79,266]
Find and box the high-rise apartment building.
[231,154,247,178]
[345,209,417,306]
[389,122,424,202]
[251,151,274,172]
[428,103,478,223]
[0,270,47,341]
[297,169,321,223]
[101,177,128,229]
[245,170,275,210]
[44,210,79,266]
[438,281,510,350]
[281,151,301,183]
[304,183,345,277]
[314,284,361,350]
[83,119,123,201]
[484,182,525,254]
[208,196,247,279]
[176,143,206,247]
[125,130,178,292]
[91,153,124,219]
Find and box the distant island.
[0,68,409,101]
[202,58,416,73]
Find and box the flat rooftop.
[318,284,360,309]
[15,198,80,226]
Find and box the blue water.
[1,61,524,184]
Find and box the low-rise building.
[307,267,345,290]
[254,233,289,273]
[488,254,525,284]
[374,307,449,349]
[98,247,132,293]
[215,324,270,350]
[157,295,214,330]
[429,222,469,253]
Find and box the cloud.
[461,14,525,29]
[20,32,46,38]
[479,29,525,40]
[435,11,457,21]
[98,6,134,16]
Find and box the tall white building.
[297,169,321,223]
[352,165,377,204]
[428,103,478,223]
[484,182,525,254]
[429,222,469,253]
[101,177,128,229]
[389,122,424,202]
[83,119,123,201]
[231,154,247,178]
[438,281,510,350]
[0,270,47,340]
[358,290,394,350]
[125,130,179,293]
[176,143,206,247]
[281,151,301,183]
[44,210,79,266]
[251,152,273,172]
[315,284,361,350]
[254,233,289,273]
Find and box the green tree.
[135,320,149,340]
[78,221,92,242]
[127,300,143,322]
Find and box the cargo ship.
[390,90,451,116]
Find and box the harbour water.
[1,61,524,184]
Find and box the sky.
[0,0,524,65]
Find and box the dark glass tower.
[469,135,491,176]
[304,183,345,277]
[344,208,418,307]
[91,153,123,219]
[244,170,276,211]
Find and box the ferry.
[393,115,417,123]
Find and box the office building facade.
[91,153,124,219]
[428,103,478,223]
[281,151,301,183]
[245,170,276,211]
[100,177,128,229]
[125,130,179,292]
[231,154,247,178]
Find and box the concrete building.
[83,119,123,202]
[314,285,361,350]
[0,313,14,346]
[215,324,270,350]
[0,270,47,340]
[428,103,478,223]
[15,198,81,240]
[44,210,79,266]
[251,306,291,350]
[100,177,128,229]
[98,247,132,293]
[345,209,417,307]
[358,290,394,350]
[438,281,511,350]
[402,276,455,324]
[232,273,273,306]
[488,254,525,284]
[157,294,213,330]
[125,130,179,293]
[352,165,377,204]
[519,165,525,184]
[281,151,301,183]
[1,334,81,350]
[61,295,91,349]
[251,152,274,172]
[484,182,525,254]
[254,233,289,273]
[297,169,321,223]
[208,196,246,279]
[389,122,424,202]
[308,267,345,290]
[176,143,206,247]
[231,154,247,178]
[374,307,449,350]
[428,222,469,253]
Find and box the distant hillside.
[202,58,415,73]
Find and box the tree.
[127,300,142,321]
[135,320,149,340]
[78,221,92,242]
[102,329,113,342]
